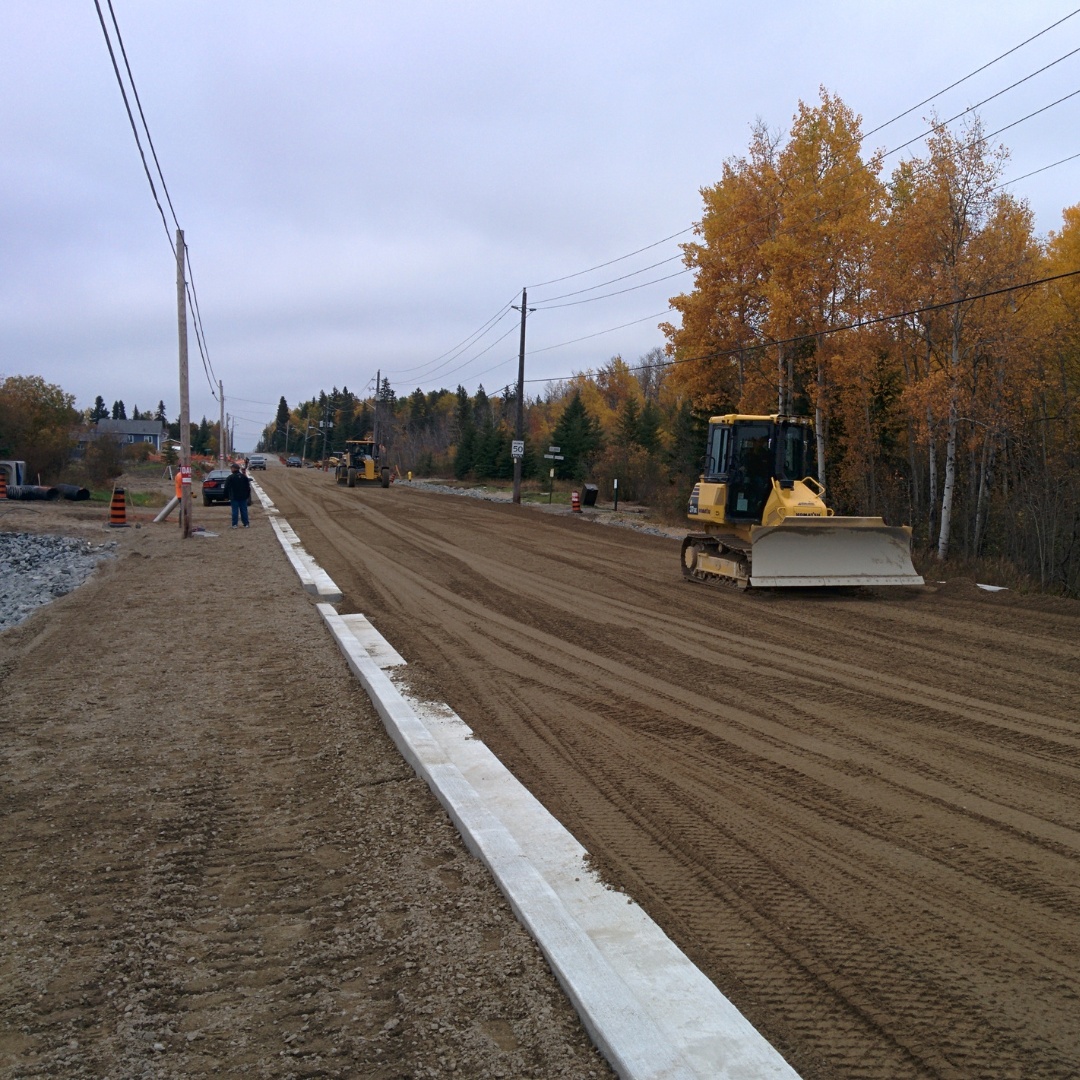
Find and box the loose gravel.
[0,532,116,631]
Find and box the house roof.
[96,419,166,436]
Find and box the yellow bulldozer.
[682,414,923,588]
[334,438,390,488]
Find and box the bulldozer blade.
[749,518,924,587]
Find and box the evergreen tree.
[666,399,707,480]
[408,388,428,430]
[274,396,290,450]
[551,390,603,480]
[91,395,109,421]
[616,398,642,446]
[111,400,126,420]
[155,400,168,423]
[472,385,490,426]
[637,399,664,453]
[473,414,495,479]
[453,386,475,479]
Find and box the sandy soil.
[256,466,1080,1080]
[0,475,613,1079]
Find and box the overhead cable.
[527,227,695,290]
[525,267,1080,385]
[94,0,221,398]
[884,46,1080,158]
[863,6,1080,139]
[92,0,173,253]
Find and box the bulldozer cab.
[704,417,815,524]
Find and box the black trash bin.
[582,484,599,507]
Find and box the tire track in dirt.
[264,471,1080,1080]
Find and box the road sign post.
[542,446,563,504]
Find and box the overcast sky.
[2,2,1078,449]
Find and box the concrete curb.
[318,604,801,1080]
[253,482,343,602]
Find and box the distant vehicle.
[248,454,267,470]
[286,456,303,468]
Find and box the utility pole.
[176,229,192,538]
[374,369,381,446]
[219,379,225,467]
[511,287,533,505]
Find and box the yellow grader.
[682,414,923,588]
[334,438,390,488]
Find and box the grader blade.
[749,518,923,587]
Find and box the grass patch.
[88,489,168,508]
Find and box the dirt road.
[263,466,1080,1080]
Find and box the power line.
[103,0,181,233]
[530,15,1080,317]
[92,0,172,252]
[520,9,1080,306]
[388,295,519,383]
[534,268,691,310]
[524,267,1080,385]
[417,12,1080,392]
[527,227,695,290]
[999,149,1080,187]
[94,0,220,398]
[863,6,1080,139]
[985,87,1080,140]
[533,252,685,304]
[529,309,674,355]
[884,46,1080,158]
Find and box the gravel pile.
[0,532,116,631]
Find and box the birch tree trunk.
[937,397,957,560]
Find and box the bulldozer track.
[263,469,1080,1080]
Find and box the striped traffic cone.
[571,490,581,513]
[108,486,128,527]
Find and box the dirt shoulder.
[0,488,613,1079]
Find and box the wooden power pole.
[177,229,192,538]
[512,287,529,505]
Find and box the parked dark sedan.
[201,469,249,507]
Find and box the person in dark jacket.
[223,463,251,528]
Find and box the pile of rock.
[0,533,116,631]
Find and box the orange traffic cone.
[571,490,581,513]
[0,468,7,500]
[108,486,128,527]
